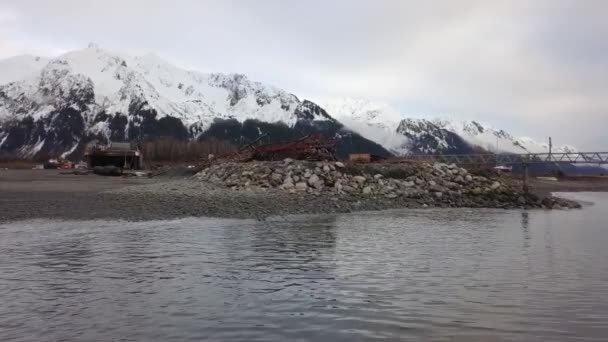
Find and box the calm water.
[1,193,608,341]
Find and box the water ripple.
[1,194,608,341]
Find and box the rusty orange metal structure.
[213,134,337,162]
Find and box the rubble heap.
[195,159,580,210]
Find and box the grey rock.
[362,186,372,195]
[295,182,308,191]
[308,174,320,186]
[491,181,501,190]
[335,161,345,168]
[270,173,283,186]
[342,185,356,194]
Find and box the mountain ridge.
[322,97,578,155]
[1,46,387,159]
[0,47,579,161]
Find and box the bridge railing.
[393,152,608,165]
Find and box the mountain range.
[0,45,577,161]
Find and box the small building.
[349,153,371,163]
[84,141,143,170]
[348,153,388,163]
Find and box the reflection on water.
[1,193,608,341]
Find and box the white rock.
[362,186,372,195]
[374,174,383,179]
[465,175,473,182]
[491,181,501,190]
[335,161,345,168]
[434,192,443,199]
[402,181,415,188]
[323,165,330,172]
[428,180,437,186]
[295,182,308,191]
[353,175,366,184]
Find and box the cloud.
[0,0,606,149]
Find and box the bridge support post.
[522,163,529,194]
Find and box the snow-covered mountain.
[323,98,578,155]
[0,45,390,159]
[321,98,408,154]
[0,55,50,84]
[0,47,579,161]
[434,119,577,154]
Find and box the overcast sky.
[1,0,606,149]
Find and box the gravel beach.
[1,161,597,223]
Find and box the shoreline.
[1,164,601,223]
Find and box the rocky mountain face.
[324,98,578,155]
[0,46,389,160]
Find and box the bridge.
[395,152,608,166]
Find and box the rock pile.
[195,159,580,210]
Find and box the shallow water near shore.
[1,193,607,341]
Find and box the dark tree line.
[140,138,236,162]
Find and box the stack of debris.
[209,133,336,163]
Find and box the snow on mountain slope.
[324,98,578,155]
[0,55,49,84]
[0,45,329,126]
[434,119,577,153]
[321,98,409,154]
[0,45,339,157]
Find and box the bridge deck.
[395,152,608,165]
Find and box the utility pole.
[549,136,552,156]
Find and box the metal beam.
[395,152,608,165]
